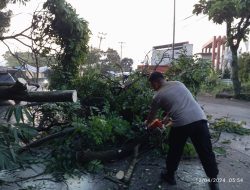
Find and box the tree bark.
[76,135,148,163]
[230,48,241,96]
[0,78,77,102]
[0,90,78,102]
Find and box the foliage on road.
[211,117,250,135]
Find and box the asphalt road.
[197,95,250,128]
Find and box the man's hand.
[165,121,173,128]
[161,115,173,128]
[142,120,149,129]
[162,115,170,124]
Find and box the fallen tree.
[18,125,149,163]
[76,137,147,163]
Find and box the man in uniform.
[146,71,219,190]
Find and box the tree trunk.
[0,90,77,102]
[0,78,77,102]
[76,135,148,163]
[230,48,241,96]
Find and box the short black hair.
[148,71,164,82]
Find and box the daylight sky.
[0,0,227,66]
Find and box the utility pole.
[172,0,176,61]
[97,32,107,50]
[118,41,125,59]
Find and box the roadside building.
[137,41,193,73]
[196,36,227,71]
[151,41,193,65]
[0,65,50,89]
[197,35,250,79]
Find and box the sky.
[0,0,227,66]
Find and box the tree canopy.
[3,51,56,67]
[32,0,90,89]
[0,0,30,37]
[85,47,134,74]
[121,58,133,72]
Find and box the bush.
[165,53,212,96]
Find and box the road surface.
[197,95,250,128]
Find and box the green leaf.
[5,106,14,122]
[12,125,19,143]
[9,145,17,162]
[23,108,33,123]
[14,106,22,123]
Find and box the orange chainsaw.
[149,119,163,129]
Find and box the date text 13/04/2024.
[195,178,244,183]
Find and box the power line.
[180,15,208,29]
[182,14,194,21]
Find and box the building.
[151,41,193,65]
[137,41,193,73]
[0,65,50,89]
[198,36,227,71]
[137,65,170,74]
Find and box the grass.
[201,80,250,101]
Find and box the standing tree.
[193,0,250,97]
[121,58,133,72]
[85,48,134,75]
[32,0,90,89]
[85,47,102,67]
[100,48,121,73]
[3,51,55,67]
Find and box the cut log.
[0,78,77,102]
[0,90,78,102]
[76,135,148,163]
[115,170,125,180]
[76,144,134,163]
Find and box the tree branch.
[236,16,250,48]
[2,41,34,79]
[18,127,75,154]
[0,26,32,41]
[154,49,171,71]
[13,37,32,48]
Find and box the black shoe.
[161,171,177,185]
[208,181,220,190]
